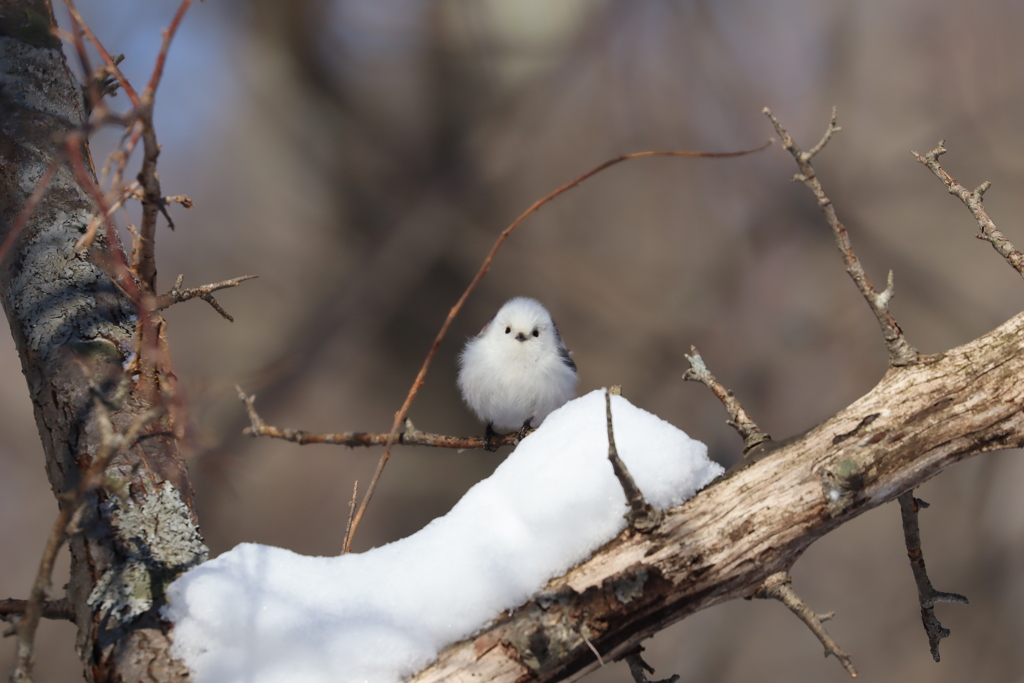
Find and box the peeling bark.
[0,2,206,681]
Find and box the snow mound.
[164,389,722,683]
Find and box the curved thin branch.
[344,140,774,551]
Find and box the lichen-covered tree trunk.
[0,1,206,680]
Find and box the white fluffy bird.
[458,297,577,434]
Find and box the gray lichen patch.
[612,566,648,604]
[88,482,208,623]
[6,208,134,362]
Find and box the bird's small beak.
[515,332,527,342]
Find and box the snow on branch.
[410,312,1024,683]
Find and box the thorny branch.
[342,141,772,552]
[763,107,919,367]
[682,346,769,454]
[153,274,259,322]
[913,141,1024,278]
[604,387,661,531]
[897,492,969,662]
[755,572,857,677]
[237,387,520,449]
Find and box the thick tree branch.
[410,312,1024,683]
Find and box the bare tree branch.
[683,346,770,454]
[153,274,258,322]
[605,387,662,531]
[237,387,520,449]
[754,572,856,677]
[913,141,1024,277]
[897,492,969,662]
[763,107,919,367]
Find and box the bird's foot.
[484,423,503,452]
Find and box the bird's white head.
[482,297,562,357]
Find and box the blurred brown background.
[4,0,1024,680]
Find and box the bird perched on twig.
[458,297,577,444]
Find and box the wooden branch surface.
[410,311,1024,683]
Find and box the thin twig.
[75,179,141,252]
[605,387,661,531]
[342,141,773,552]
[342,481,358,555]
[153,274,258,322]
[237,387,518,449]
[913,141,1024,278]
[897,491,968,662]
[763,107,918,367]
[682,346,769,454]
[755,571,857,677]
[0,598,75,624]
[12,399,162,680]
[579,628,604,667]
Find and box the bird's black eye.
[505,326,511,334]
[532,329,539,337]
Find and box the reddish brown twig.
[237,387,519,450]
[342,481,359,555]
[913,141,1024,277]
[62,0,141,107]
[683,346,770,454]
[755,572,857,677]
[145,0,194,100]
[897,492,968,661]
[764,107,918,367]
[342,140,773,552]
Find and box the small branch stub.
[897,491,969,662]
[605,387,662,531]
[755,572,857,677]
[763,106,918,367]
[624,646,680,683]
[682,347,769,454]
